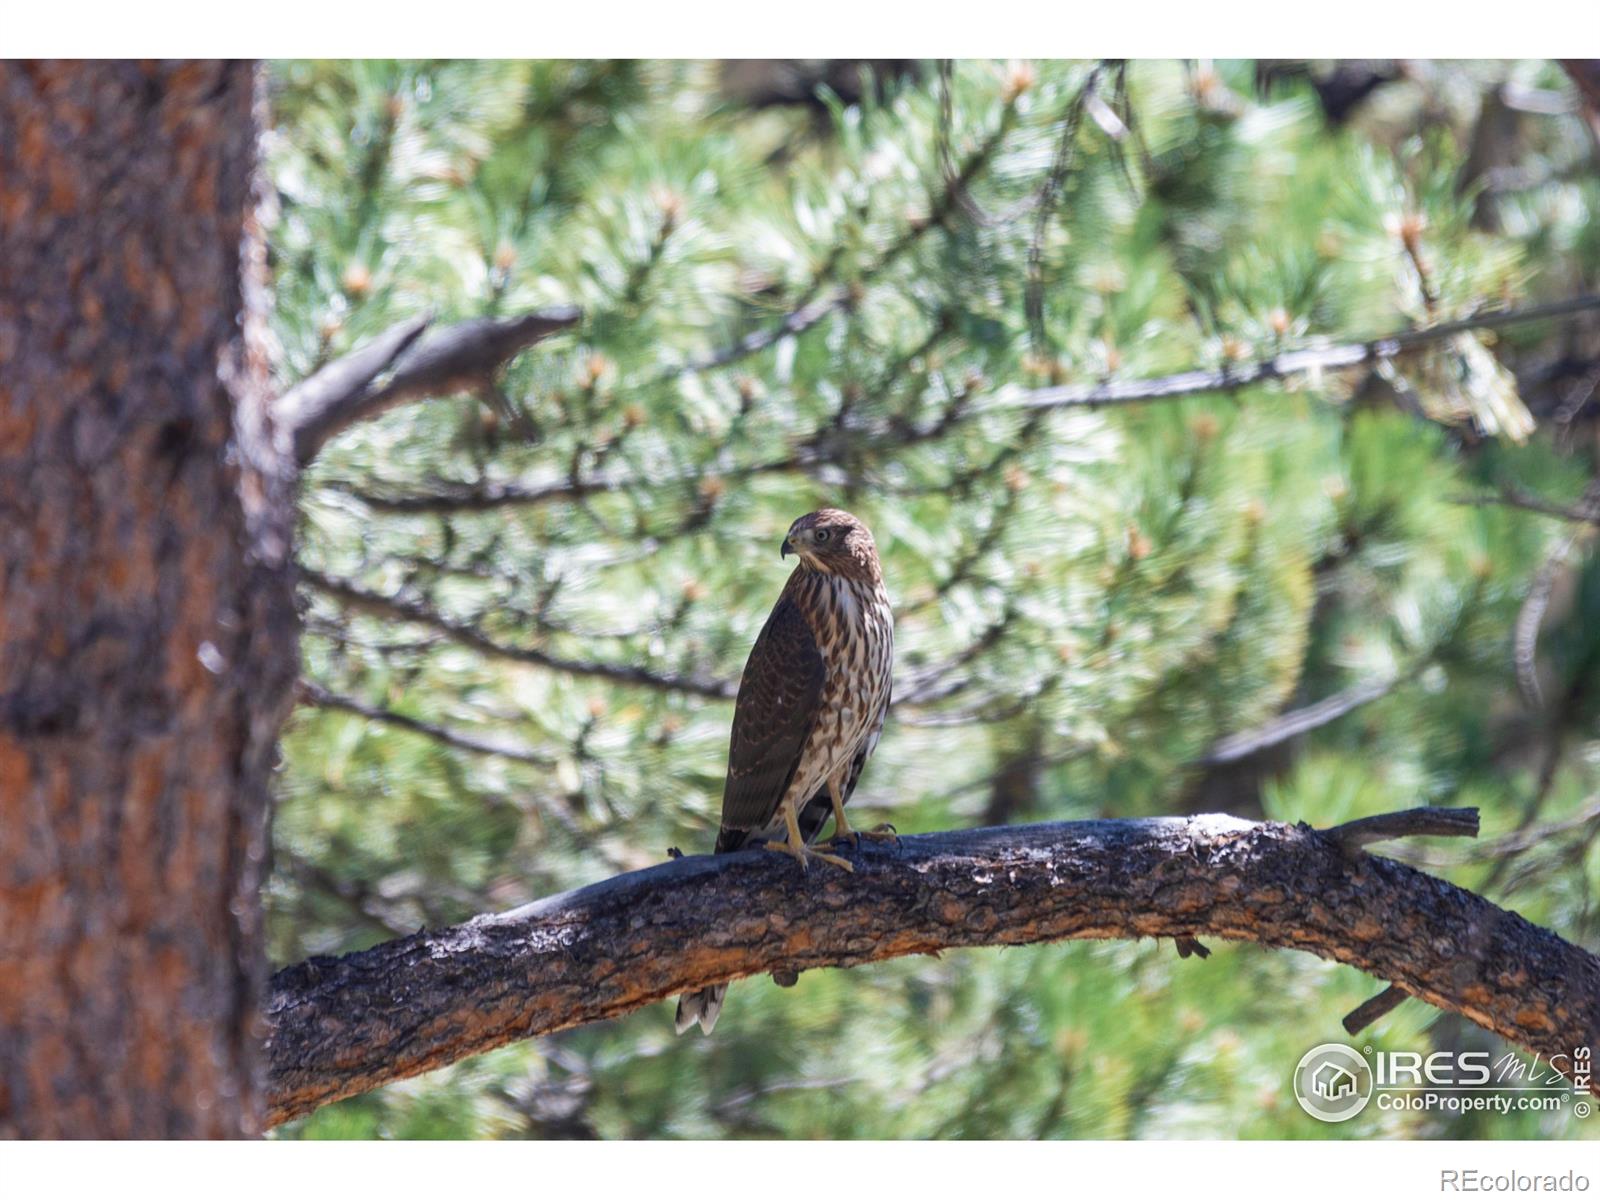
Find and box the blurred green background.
[264,59,1600,1139]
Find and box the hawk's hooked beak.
[780,536,794,559]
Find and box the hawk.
[674,508,895,1035]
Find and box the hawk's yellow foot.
[763,837,855,873]
[763,791,856,872]
[821,777,898,848]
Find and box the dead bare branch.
[280,307,582,466]
[1343,985,1409,1035]
[1198,675,1398,765]
[1324,805,1481,851]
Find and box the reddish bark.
[0,61,295,1138]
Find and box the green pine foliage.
[265,59,1600,1139]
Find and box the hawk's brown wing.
[715,594,825,854]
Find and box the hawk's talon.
[763,838,855,873]
[823,822,899,852]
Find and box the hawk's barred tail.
[673,983,728,1035]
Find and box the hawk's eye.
[814,529,831,543]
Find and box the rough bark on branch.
[279,307,582,466]
[263,809,1600,1127]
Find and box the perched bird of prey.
[675,507,895,1035]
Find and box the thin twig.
[1408,795,1600,872]
[300,679,555,766]
[937,60,1069,230]
[1554,364,1600,441]
[1515,541,1571,710]
[275,847,418,939]
[1026,65,1104,352]
[302,568,737,700]
[1454,481,1600,525]
[671,294,846,377]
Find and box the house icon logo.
[1294,1043,1373,1122]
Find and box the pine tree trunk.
[0,61,294,1138]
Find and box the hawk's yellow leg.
[822,775,899,848]
[764,794,854,873]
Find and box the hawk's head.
[781,508,880,580]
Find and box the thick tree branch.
[263,808,1600,1127]
[279,307,582,466]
